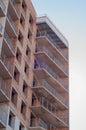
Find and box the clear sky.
[31,0,86,130]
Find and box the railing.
[24,55,32,68]
[40,80,68,107]
[1,54,13,75]
[10,0,20,16]
[35,62,67,89]
[32,96,68,126]
[7,13,17,33]
[0,23,3,34]
[36,46,68,74]
[0,0,6,14]
[0,109,7,127]
[4,32,14,53]
[30,118,47,129]
[34,60,68,90]
[36,31,68,60]
[0,78,11,100]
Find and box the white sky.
[32,0,86,130]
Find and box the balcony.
[36,31,68,61]
[0,111,6,128]
[6,14,17,37]
[0,0,6,16]
[30,97,68,127]
[9,0,20,19]
[32,80,68,109]
[34,63,68,92]
[0,23,3,36]
[0,55,13,78]
[29,118,47,130]
[24,55,31,68]
[0,78,11,102]
[3,32,15,56]
[0,105,9,128]
[35,46,68,76]
[7,13,17,33]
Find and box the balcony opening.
[20,14,25,28]
[21,100,26,119]
[27,29,32,43]
[32,94,37,106]
[22,0,27,12]
[22,80,28,96]
[34,59,39,69]
[32,76,38,87]
[19,123,24,130]
[30,113,35,127]
[25,45,31,61]
[18,31,23,46]
[24,62,29,77]
[11,88,18,107]
[29,14,33,25]
[26,45,30,55]
[8,111,15,128]
[16,47,22,64]
[14,67,20,83]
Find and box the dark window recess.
[32,94,36,105]
[14,67,20,83]
[8,112,15,128]
[19,123,24,130]
[18,34,21,41]
[29,14,33,25]
[24,66,27,73]
[26,48,29,55]
[34,60,38,69]
[16,52,19,59]
[33,77,36,87]
[23,81,28,95]
[30,113,35,126]
[8,114,12,126]
[11,88,17,106]
[19,125,22,130]
[28,33,30,39]
[20,18,23,24]
[21,101,26,115]
[22,0,26,10]
[14,71,17,80]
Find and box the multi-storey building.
[0,1,69,130]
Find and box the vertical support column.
[13,116,20,130]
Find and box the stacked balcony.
[32,80,68,109]
[0,56,13,78]
[0,78,11,102]
[5,13,17,37]
[0,111,6,128]
[34,45,68,77]
[0,105,10,128]
[9,0,20,19]
[33,61,68,92]
[3,32,15,56]
[30,16,69,130]
[30,96,68,128]
[7,13,17,34]
[36,31,68,61]
[29,118,47,130]
[0,0,6,17]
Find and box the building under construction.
[0,0,69,130]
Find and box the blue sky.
[32,0,86,130]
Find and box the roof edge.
[36,15,69,48]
